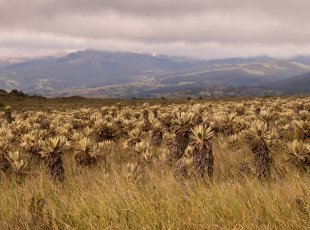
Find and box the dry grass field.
[0,95,309,229]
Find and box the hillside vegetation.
[0,95,309,229]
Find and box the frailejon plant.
[174,146,193,179]
[170,112,195,161]
[21,132,42,161]
[135,141,153,163]
[40,136,66,182]
[7,150,27,175]
[227,134,240,151]
[244,121,271,180]
[74,137,98,166]
[93,118,117,141]
[221,112,236,136]
[293,120,310,141]
[286,139,310,171]
[0,139,10,172]
[4,106,13,124]
[128,128,142,147]
[142,109,152,132]
[151,121,163,146]
[191,125,214,178]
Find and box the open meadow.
[0,95,309,229]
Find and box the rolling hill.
[261,72,310,95]
[0,50,309,98]
[0,50,205,94]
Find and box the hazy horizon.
[1,0,310,59]
[1,48,310,62]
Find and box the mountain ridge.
[0,50,309,98]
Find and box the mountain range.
[0,50,309,98]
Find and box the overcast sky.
[1,0,310,59]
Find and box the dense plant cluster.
[1,97,309,181]
[0,97,309,229]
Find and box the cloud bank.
[1,0,310,58]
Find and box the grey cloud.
[1,0,310,17]
[0,0,310,58]
[4,11,309,44]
